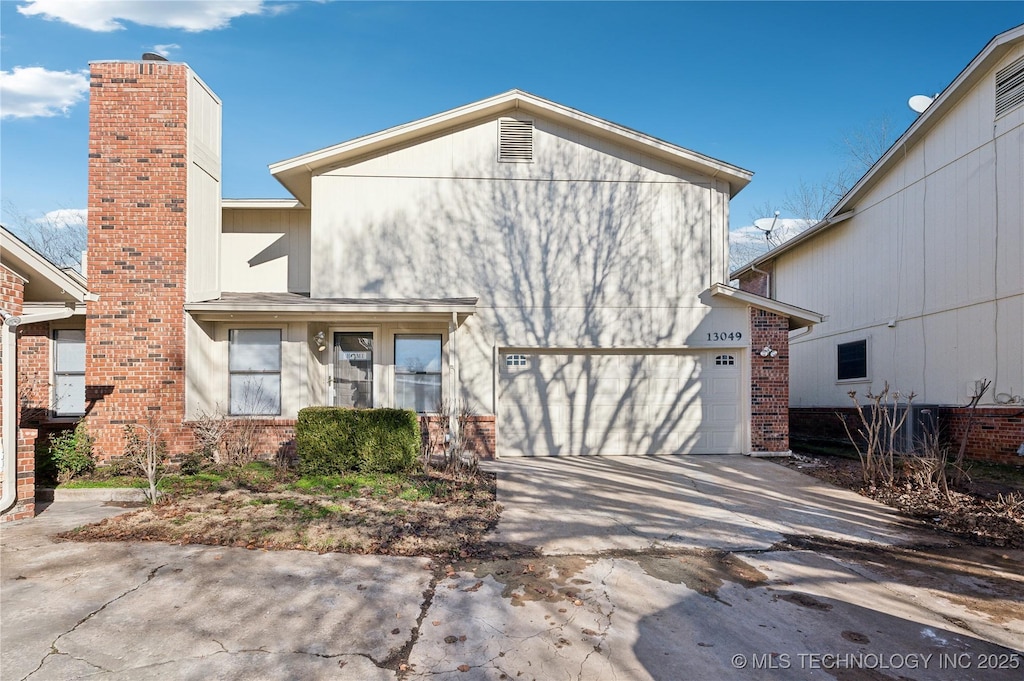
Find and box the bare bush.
[421,399,479,478]
[123,417,167,503]
[839,382,916,486]
[190,406,229,463]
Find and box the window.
[837,340,868,381]
[333,332,373,408]
[395,335,441,413]
[715,354,735,366]
[505,354,528,368]
[229,329,281,415]
[53,329,86,416]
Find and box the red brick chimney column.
[85,61,193,460]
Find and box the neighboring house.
[1,227,93,522]
[5,56,825,520]
[733,24,1024,464]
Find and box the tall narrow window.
[395,335,442,413]
[837,340,868,381]
[333,332,373,408]
[53,329,86,416]
[229,329,281,415]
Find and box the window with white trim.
[229,329,282,415]
[715,354,735,366]
[505,354,528,368]
[395,335,442,413]
[53,329,86,416]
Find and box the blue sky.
[2,1,1022,242]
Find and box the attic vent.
[498,118,534,162]
[995,54,1024,118]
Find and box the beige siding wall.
[308,112,737,411]
[776,44,1024,407]
[186,72,222,302]
[220,208,311,293]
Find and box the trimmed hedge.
[296,407,420,476]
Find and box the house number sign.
[707,332,743,342]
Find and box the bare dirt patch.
[779,453,1024,549]
[57,471,500,557]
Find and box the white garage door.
[498,351,743,457]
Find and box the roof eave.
[707,283,825,330]
[269,89,753,203]
[0,227,93,304]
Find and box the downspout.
[448,312,459,446]
[1,307,75,516]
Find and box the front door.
[333,332,374,408]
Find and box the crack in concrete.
[21,563,167,681]
[388,562,443,677]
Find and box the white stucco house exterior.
[733,23,1024,464]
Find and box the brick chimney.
[85,58,220,460]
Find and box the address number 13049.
[707,332,743,342]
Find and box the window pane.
[395,335,441,373]
[333,332,373,408]
[395,374,441,413]
[229,329,281,372]
[55,329,86,371]
[837,341,867,380]
[230,375,281,415]
[54,375,85,415]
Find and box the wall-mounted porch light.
[313,331,326,353]
[757,345,778,358]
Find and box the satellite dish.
[908,94,934,114]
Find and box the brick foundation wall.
[1,264,31,521]
[86,61,193,461]
[749,308,790,453]
[420,415,497,460]
[942,407,1024,465]
[0,264,23,448]
[181,419,297,465]
[791,406,1024,466]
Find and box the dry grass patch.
[58,465,500,557]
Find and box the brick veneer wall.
[736,264,772,298]
[749,308,790,454]
[792,406,1024,466]
[939,407,1024,465]
[1,264,35,521]
[420,415,497,460]
[86,61,194,461]
[15,322,51,426]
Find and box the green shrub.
[297,407,419,476]
[49,422,95,484]
[178,450,213,476]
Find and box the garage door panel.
[499,351,743,456]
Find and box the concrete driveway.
[3,456,1022,680]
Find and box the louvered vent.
[498,118,534,162]
[995,54,1024,117]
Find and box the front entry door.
[333,332,373,408]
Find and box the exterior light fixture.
[758,346,778,358]
[313,331,326,352]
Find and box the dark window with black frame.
[228,329,282,415]
[395,334,442,413]
[837,340,868,381]
[53,329,86,416]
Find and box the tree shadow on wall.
[333,123,718,455]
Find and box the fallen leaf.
[432,620,441,626]
[458,665,471,672]
[462,580,484,592]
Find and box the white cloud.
[152,43,181,57]
[0,66,89,119]
[35,208,87,228]
[17,0,286,32]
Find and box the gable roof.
[270,89,753,206]
[706,284,824,330]
[732,22,1024,281]
[0,226,92,305]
